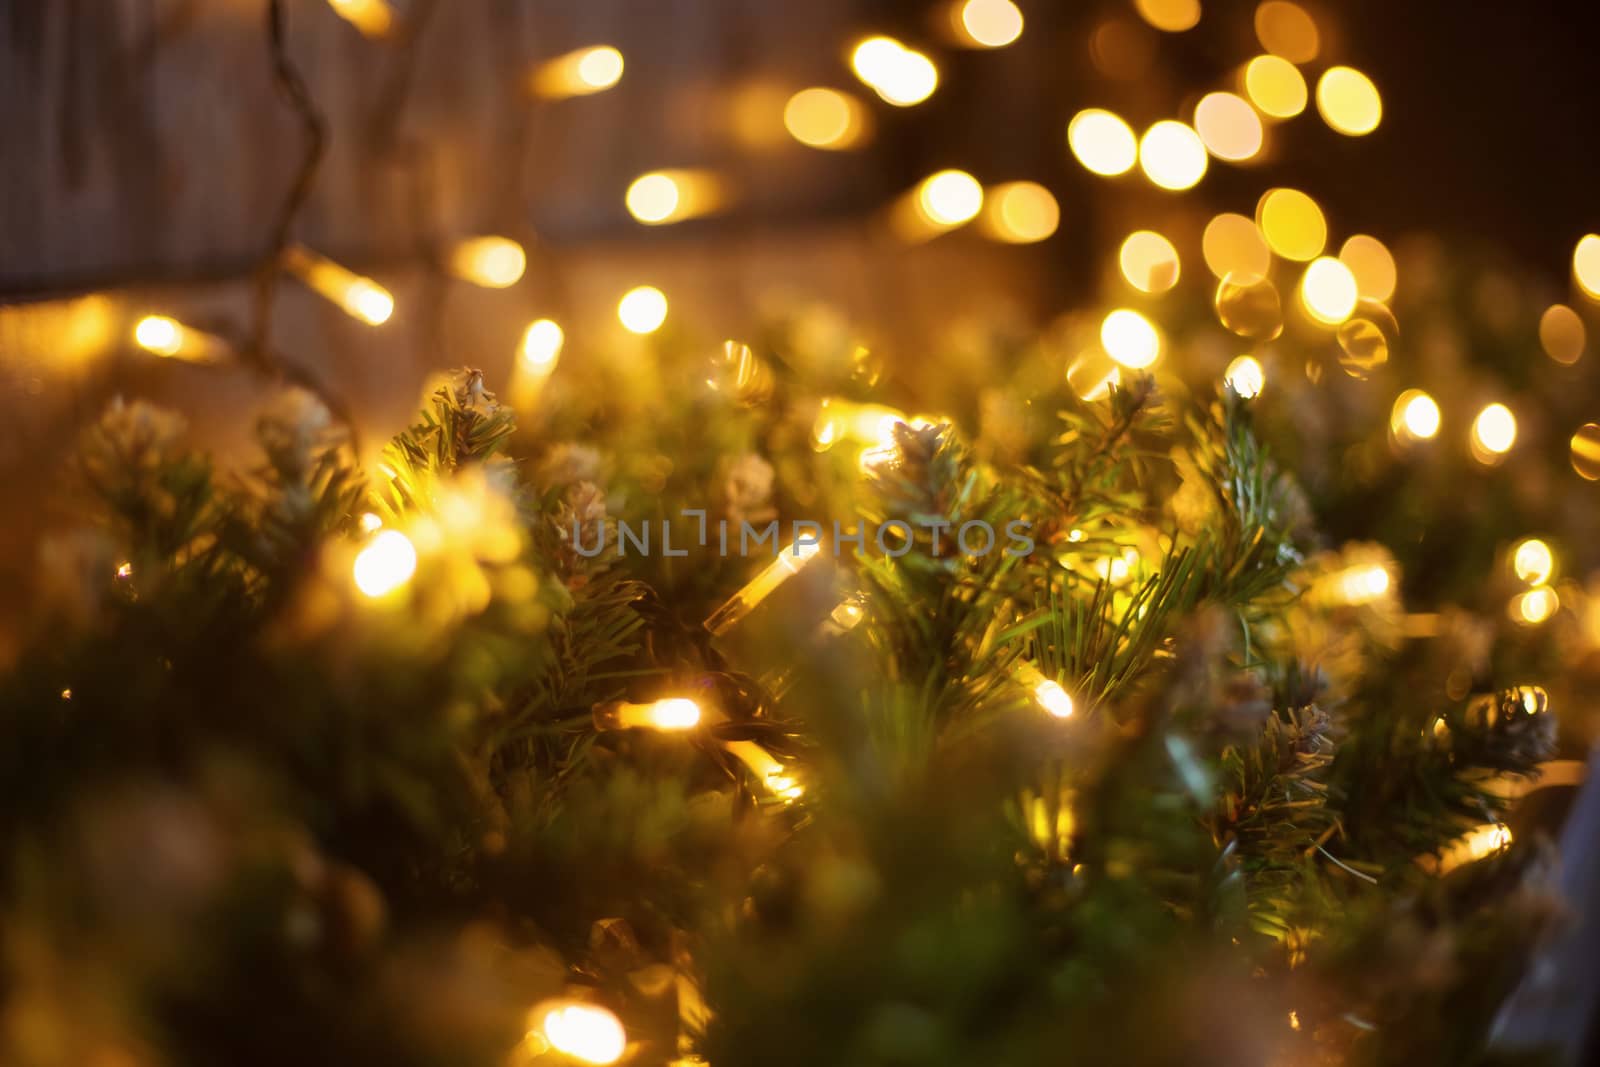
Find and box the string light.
[1194,92,1263,162]
[132,315,222,362]
[1511,538,1554,585]
[1012,660,1075,718]
[949,0,1024,48]
[1574,234,1600,300]
[352,530,417,598]
[1300,257,1359,325]
[1424,823,1512,875]
[704,539,825,638]
[1100,308,1161,369]
[529,46,624,99]
[723,740,804,800]
[1471,403,1517,459]
[1134,0,1201,33]
[1225,355,1265,398]
[521,319,564,375]
[1138,121,1208,190]
[1256,188,1326,261]
[593,697,703,732]
[1119,231,1181,293]
[849,36,938,106]
[617,286,669,334]
[1067,109,1138,177]
[625,170,728,225]
[283,246,393,325]
[783,88,869,150]
[535,1002,627,1065]
[327,0,394,38]
[446,236,526,288]
[1254,1,1319,62]
[1243,55,1307,119]
[977,181,1059,243]
[1338,235,1398,303]
[1391,389,1441,441]
[1316,66,1383,136]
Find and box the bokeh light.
[1316,66,1383,136]
[1511,538,1554,585]
[353,530,418,598]
[1571,422,1600,480]
[1336,300,1399,379]
[1215,273,1284,341]
[1392,389,1441,441]
[1512,586,1559,626]
[539,1003,627,1065]
[1300,257,1359,324]
[618,286,669,334]
[1338,234,1398,302]
[784,88,869,149]
[1575,234,1600,299]
[1538,305,1585,364]
[530,45,624,98]
[1194,92,1264,161]
[979,181,1060,243]
[955,0,1024,48]
[1257,188,1326,261]
[1225,354,1265,398]
[1119,230,1181,292]
[1101,308,1162,368]
[134,315,184,357]
[1134,0,1201,33]
[1138,120,1208,190]
[1068,109,1138,176]
[850,36,938,106]
[1471,403,1518,458]
[1254,1,1319,63]
[521,319,564,373]
[1243,55,1307,119]
[1202,213,1271,278]
[448,236,526,288]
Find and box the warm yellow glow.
[1575,235,1600,300]
[978,181,1059,243]
[783,88,869,149]
[284,246,393,325]
[359,512,383,533]
[1332,563,1391,605]
[530,46,624,99]
[1513,587,1559,625]
[1338,235,1397,303]
[134,315,183,357]
[1571,423,1600,480]
[724,740,804,800]
[447,236,526,288]
[704,539,827,638]
[1202,213,1271,278]
[1067,351,1121,401]
[1336,300,1398,379]
[850,36,938,106]
[1225,355,1265,398]
[596,697,702,731]
[617,286,669,334]
[625,170,726,225]
[1214,273,1283,341]
[1134,0,1201,33]
[1254,1,1319,62]
[1256,188,1325,261]
[327,0,394,38]
[1316,66,1382,136]
[1119,230,1181,293]
[1068,109,1138,177]
[1426,823,1512,875]
[918,170,984,225]
[1194,92,1264,162]
[1243,55,1307,119]
[116,561,133,580]
[954,0,1024,48]
[521,319,564,373]
[1392,389,1441,441]
[353,530,417,598]
[1511,539,1554,586]
[1034,680,1075,718]
[1539,305,1585,365]
[1138,121,1208,190]
[1472,403,1517,456]
[539,1002,627,1065]
[1300,257,1359,325]
[1101,309,1161,369]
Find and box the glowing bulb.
[539,1003,626,1065]
[783,88,868,149]
[1511,539,1554,585]
[1034,679,1075,718]
[352,530,417,598]
[1575,235,1600,300]
[1138,121,1208,190]
[1134,0,1201,33]
[617,286,668,334]
[134,315,183,356]
[956,0,1024,48]
[624,170,726,225]
[1193,92,1263,162]
[1331,563,1391,604]
[327,0,394,38]
[626,174,680,223]
[1101,309,1161,369]
[530,46,623,98]
[522,319,564,372]
[918,170,983,225]
[1068,109,1138,177]
[1256,188,1326,262]
[978,181,1059,243]
[284,246,393,325]
[1225,355,1265,398]
[447,236,526,288]
[850,36,937,106]
[1316,66,1382,136]
[1339,235,1398,303]
[1472,403,1517,456]
[1392,389,1441,441]
[1243,55,1307,119]
[115,561,133,579]
[1119,231,1181,293]
[1300,257,1359,325]
[1513,586,1559,625]
[594,697,703,732]
[359,512,383,533]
